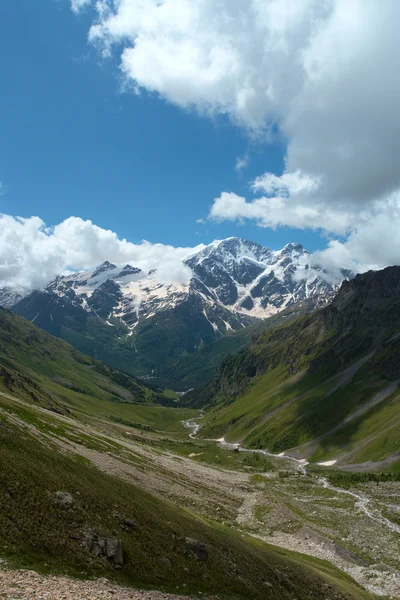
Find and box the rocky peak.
[91,261,118,279]
[188,237,271,266]
[333,266,400,311]
[0,287,26,308]
[280,242,307,255]
[118,264,142,277]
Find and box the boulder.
[83,532,123,568]
[159,557,172,569]
[185,537,208,561]
[119,517,137,531]
[54,491,74,506]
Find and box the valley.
[0,262,399,599]
[2,3,400,598]
[0,385,398,598]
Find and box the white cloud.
[252,171,319,199]
[235,154,249,172]
[76,0,400,272]
[71,0,91,15]
[311,197,400,274]
[0,215,201,292]
[209,191,353,235]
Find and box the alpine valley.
[1,239,400,600]
[10,237,349,385]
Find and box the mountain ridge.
[10,237,351,380]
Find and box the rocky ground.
[0,569,210,600]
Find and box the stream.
[182,416,400,534]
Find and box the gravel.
[0,568,207,600]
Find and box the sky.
[1,0,400,291]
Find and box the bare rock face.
[83,532,123,568]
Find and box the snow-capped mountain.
[10,238,350,379]
[45,237,347,323]
[0,287,26,309]
[40,258,255,332]
[185,237,347,317]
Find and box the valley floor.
[0,390,399,599]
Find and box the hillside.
[159,300,316,390]
[193,267,400,468]
[0,306,173,415]
[0,300,375,599]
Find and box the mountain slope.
[11,237,349,381]
[12,282,256,379]
[157,300,317,390]
[0,391,372,600]
[0,302,372,600]
[0,306,171,414]
[192,266,400,468]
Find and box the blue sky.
[0,0,328,251]
[1,0,399,292]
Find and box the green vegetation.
[14,290,256,383]
[0,406,372,600]
[189,267,400,467]
[154,436,278,472]
[158,301,315,390]
[325,470,400,487]
[0,306,192,420]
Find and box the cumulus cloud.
[71,0,91,14]
[209,191,354,235]
[311,198,400,274]
[0,215,201,292]
[78,0,400,272]
[251,171,319,199]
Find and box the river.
[182,416,400,534]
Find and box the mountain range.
[8,237,350,382]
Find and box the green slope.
[12,289,255,382]
[0,405,371,600]
[158,300,316,390]
[0,307,182,419]
[193,267,400,468]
